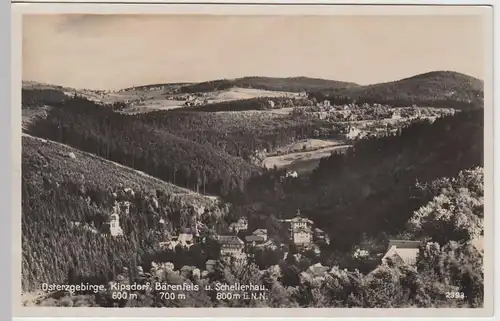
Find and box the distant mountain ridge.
[310,71,484,110]
[22,71,484,110]
[177,76,360,93]
[346,71,483,97]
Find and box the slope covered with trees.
[25,96,344,197]
[138,109,338,160]
[22,135,229,292]
[22,88,68,108]
[242,109,484,250]
[21,81,75,108]
[22,71,485,308]
[179,76,359,93]
[25,97,262,197]
[310,71,484,110]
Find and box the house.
[180,265,196,278]
[346,126,363,140]
[252,229,268,242]
[391,110,402,120]
[381,240,422,266]
[291,226,313,246]
[313,228,329,243]
[279,209,313,231]
[278,210,314,245]
[217,235,245,257]
[178,227,197,245]
[245,235,266,247]
[256,239,279,251]
[302,263,330,279]
[317,100,331,108]
[102,207,124,237]
[229,217,248,234]
[205,259,217,272]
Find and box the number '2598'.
[446,292,465,299]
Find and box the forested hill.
[25,97,262,197]
[309,71,484,110]
[22,81,69,108]
[22,135,227,291]
[246,109,484,250]
[178,76,360,93]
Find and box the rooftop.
[305,263,330,277]
[383,247,420,266]
[387,240,422,251]
[218,235,244,245]
[252,228,268,235]
[180,265,196,272]
[245,235,266,243]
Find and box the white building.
[279,210,314,245]
[381,240,421,266]
[346,126,363,140]
[252,229,268,242]
[108,213,124,237]
[291,226,313,245]
[218,235,245,257]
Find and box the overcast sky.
[22,14,485,90]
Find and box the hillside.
[22,80,77,92]
[307,109,483,246]
[311,71,484,110]
[24,97,263,197]
[243,109,484,250]
[178,76,359,93]
[119,82,191,92]
[183,96,314,112]
[22,81,69,108]
[22,135,225,291]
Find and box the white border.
[10,1,497,319]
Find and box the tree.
[416,241,484,307]
[407,167,484,244]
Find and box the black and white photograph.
[18,7,491,312]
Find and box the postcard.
[11,2,494,318]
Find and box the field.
[87,87,302,114]
[262,143,351,173]
[272,138,346,155]
[203,87,301,103]
[269,107,296,115]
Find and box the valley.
[21,71,485,308]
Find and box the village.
[97,194,423,281]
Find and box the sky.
[22,14,486,90]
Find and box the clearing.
[271,138,346,156]
[202,87,300,104]
[262,143,351,174]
